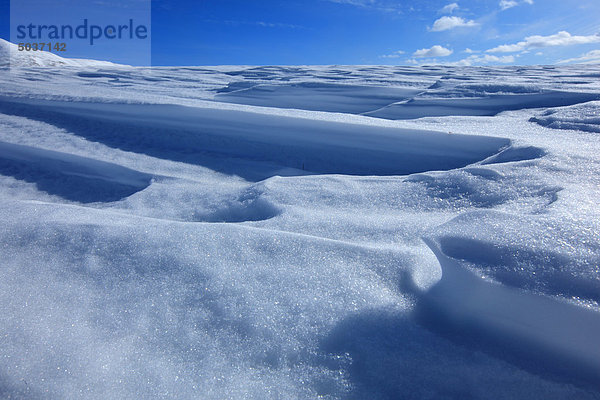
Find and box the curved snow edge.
[420,236,600,388]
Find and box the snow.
[530,101,600,133]
[0,140,153,202]
[0,97,513,178]
[1,45,600,399]
[215,82,424,114]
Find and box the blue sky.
[2,0,600,65]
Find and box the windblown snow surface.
[1,40,600,399]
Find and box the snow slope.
[215,82,424,114]
[0,97,513,178]
[1,47,600,399]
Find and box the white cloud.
[499,0,518,10]
[380,50,406,59]
[405,53,513,66]
[413,45,453,58]
[488,31,600,53]
[453,54,515,66]
[430,16,478,32]
[464,48,479,54]
[440,3,459,14]
[557,50,600,64]
[499,0,533,10]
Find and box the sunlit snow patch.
[420,210,600,387]
[530,101,600,133]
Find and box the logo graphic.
[10,0,151,66]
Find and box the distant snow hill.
[0,38,124,68]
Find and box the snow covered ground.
[1,39,600,399]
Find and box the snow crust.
[530,101,600,133]
[1,46,600,399]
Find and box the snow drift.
[1,45,600,399]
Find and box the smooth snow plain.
[1,39,600,399]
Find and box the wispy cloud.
[487,31,600,53]
[380,50,406,59]
[328,0,375,6]
[500,0,533,10]
[452,54,515,66]
[204,19,304,29]
[440,3,459,14]
[255,21,303,29]
[430,16,478,32]
[413,45,453,58]
[557,50,600,64]
[499,0,518,10]
[326,0,401,13]
[406,53,513,66]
